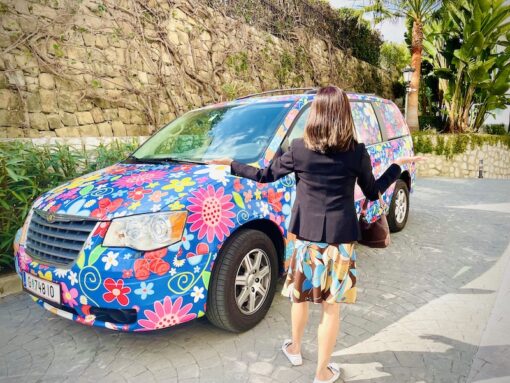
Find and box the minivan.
[14,89,415,332]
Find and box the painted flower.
[54,268,68,278]
[187,185,235,242]
[194,165,229,185]
[169,200,185,210]
[134,282,154,300]
[58,187,79,200]
[169,229,194,252]
[233,179,243,192]
[137,296,196,330]
[18,247,32,272]
[103,278,131,306]
[122,269,133,278]
[93,222,110,238]
[113,170,167,188]
[267,189,283,212]
[191,286,205,303]
[259,201,270,216]
[149,190,168,203]
[61,283,78,307]
[151,204,161,213]
[243,190,253,203]
[102,251,119,271]
[163,177,196,193]
[91,198,123,219]
[128,187,152,201]
[68,271,78,286]
[128,201,141,211]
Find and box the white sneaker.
[313,363,341,383]
[281,339,303,366]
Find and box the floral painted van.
[13,89,415,332]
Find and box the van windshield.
[132,101,293,163]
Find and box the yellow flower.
[254,189,262,200]
[169,200,185,210]
[162,177,195,193]
[38,270,52,281]
[128,201,141,211]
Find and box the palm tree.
[362,0,442,132]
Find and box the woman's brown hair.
[303,86,357,153]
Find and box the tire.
[206,228,278,332]
[388,179,409,233]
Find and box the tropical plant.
[363,0,443,131]
[423,0,510,132]
[380,41,411,72]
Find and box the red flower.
[128,187,152,201]
[233,179,243,192]
[103,278,131,306]
[149,258,170,276]
[144,248,168,261]
[134,259,151,281]
[267,189,283,212]
[122,269,133,279]
[91,198,123,219]
[93,222,110,238]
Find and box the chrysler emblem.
[46,213,56,223]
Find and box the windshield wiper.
[127,156,205,165]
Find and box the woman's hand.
[207,158,234,166]
[394,156,427,166]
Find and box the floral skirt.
[281,239,357,304]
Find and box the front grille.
[26,210,98,267]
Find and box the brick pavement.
[1,178,509,383]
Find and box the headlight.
[103,212,187,251]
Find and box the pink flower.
[113,170,167,188]
[18,247,32,272]
[61,283,78,307]
[138,296,196,330]
[187,185,235,242]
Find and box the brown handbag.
[358,194,390,248]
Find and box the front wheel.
[388,179,409,233]
[206,229,278,332]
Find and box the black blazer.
[231,138,401,244]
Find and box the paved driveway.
[1,178,509,383]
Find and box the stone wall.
[416,142,510,179]
[0,0,394,139]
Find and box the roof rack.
[236,88,317,100]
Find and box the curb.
[0,273,22,298]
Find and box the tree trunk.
[407,19,423,132]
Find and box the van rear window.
[350,102,382,145]
[373,101,409,140]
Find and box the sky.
[329,0,407,43]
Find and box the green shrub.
[0,140,138,271]
[484,124,507,135]
[412,132,510,159]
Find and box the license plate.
[24,273,61,304]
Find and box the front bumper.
[14,233,215,332]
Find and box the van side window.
[350,102,382,145]
[373,101,409,140]
[280,106,311,152]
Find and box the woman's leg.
[316,302,341,380]
[286,301,309,354]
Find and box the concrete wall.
[416,142,510,179]
[0,0,394,139]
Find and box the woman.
[210,86,422,383]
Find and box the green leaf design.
[88,245,107,266]
[79,184,94,196]
[202,270,211,287]
[232,192,245,209]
